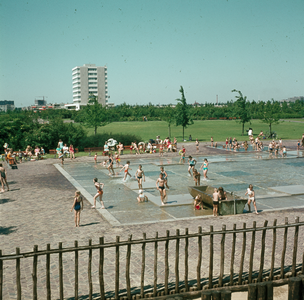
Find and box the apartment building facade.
[68,64,108,110]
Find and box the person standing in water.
[200,158,209,180]
[156,173,167,206]
[135,164,145,189]
[92,178,105,209]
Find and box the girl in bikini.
[199,158,209,180]
[92,178,105,209]
[71,191,83,227]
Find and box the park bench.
[84,147,104,152]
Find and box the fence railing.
[0,217,303,299]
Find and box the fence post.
[99,237,105,300]
[0,250,2,300]
[165,230,170,295]
[153,232,158,297]
[197,226,202,290]
[219,225,226,287]
[269,219,277,281]
[141,233,146,298]
[281,217,288,279]
[175,229,180,293]
[115,236,120,300]
[209,226,213,289]
[248,283,257,300]
[74,241,78,300]
[59,242,64,300]
[292,217,299,277]
[212,290,221,300]
[88,239,93,300]
[126,235,132,300]
[238,223,246,285]
[258,220,268,282]
[16,247,21,300]
[32,245,38,300]
[249,221,256,283]
[257,281,267,300]
[221,289,232,300]
[288,277,301,300]
[185,228,189,292]
[266,281,273,300]
[201,291,211,300]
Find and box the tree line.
[0,88,303,152]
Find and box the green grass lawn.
[84,119,303,143]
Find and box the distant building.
[0,100,15,112]
[66,64,108,110]
[280,96,304,103]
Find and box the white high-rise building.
[67,64,108,110]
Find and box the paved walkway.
[0,141,303,299]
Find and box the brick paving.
[0,141,303,299]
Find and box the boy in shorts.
[212,188,219,216]
[135,165,145,189]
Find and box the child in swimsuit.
[212,188,219,216]
[211,137,214,147]
[120,161,132,181]
[194,194,203,210]
[160,166,169,189]
[92,178,105,209]
[245,184,259,214]
[193,169,200,186]
[135,165,145,189]
[156,173,167,205]
[187,156,197,176]
[18,150,23,163]
[282,146,287,157]
[94,153,98,164]
[179,146,186,164]
[137,189,148,203]
[195,139,199,152]
[71,191,83,227]
[159,143,164,157]
[0,163,9,192]
[107,154,115,176]
[199,158,209,180]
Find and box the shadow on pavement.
[0,226,17,235]
[0,198,15,205]
[80,222,101,227]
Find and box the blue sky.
[0,0,303,107]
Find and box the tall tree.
[162,105,175,138]
[175,86,193,141]
[83,94,108,135]
[232,89,251,135]
[260,100,281,134]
